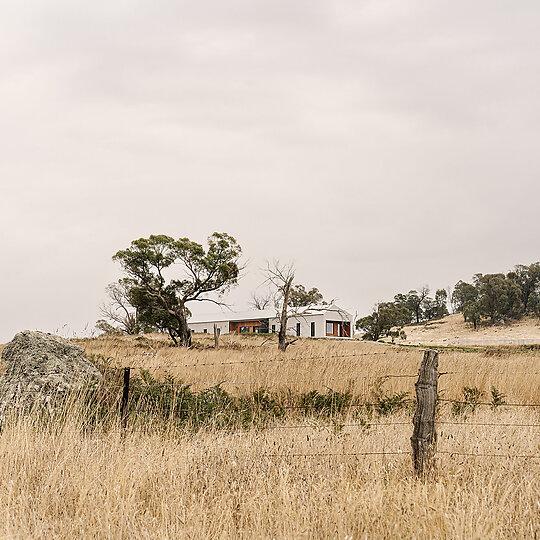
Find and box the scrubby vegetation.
[81,360,412,432]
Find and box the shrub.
[300,389,352,416]
[452,386,484,416]
[490,386,506,409]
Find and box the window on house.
[296,322,301,336]
[240,326,250,333]
[326,322,334,335]
[203,329,207,333]
[271,324,276,333]
[310,322,315,337]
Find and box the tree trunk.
[167,328,179,346]
[174,306,192,347]
[278,276,293,352]
[278,311,288,352]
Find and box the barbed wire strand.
[113,374,417,386]
[438,421,540,427]
[440,371,540,376]
[261,451,540,459]
[110,351,390,370]
[105,362,540,378]
[262,421,540,429]
[256,422,412,430]
[261,451,410,458]
[98,384,540,409]
[260,420,540,429]
[438,399,540,408]
[438,451,540,459]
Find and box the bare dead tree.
[262,260,331,350]
[446,285,454,314]
[263,261,296,351]
[249,291,272,310]
[99,280,140,335]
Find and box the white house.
[188,304,354,339]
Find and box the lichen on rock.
[0,330,101,419]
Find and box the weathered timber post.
[214,324,220,349]
[120,367,130,431]
[411,350,438,476]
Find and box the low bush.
[78,361,414,432]
[451,386,483,416]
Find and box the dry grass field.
[0,333,538,538]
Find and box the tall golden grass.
[79,332,540,403]
[0,333,537,538]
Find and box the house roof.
[189,304,352,324]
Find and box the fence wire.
[113,351,390,370]
[438,451,540,459]
[101,350,540,463]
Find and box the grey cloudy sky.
[1,0,539,342]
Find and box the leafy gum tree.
[289,284,324,308]
[475,273,523,323]
[356,302,410,341]
[452,280,479,317]
[113,233,242,346]
[507,263,540,313]
[394,287,430,323]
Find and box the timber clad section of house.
[326,321,351,338]
[229,320,261,333]
[229,319,269,333]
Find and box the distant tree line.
[356,287,449,341]
[451,263,540,329]
[357,261,540,340]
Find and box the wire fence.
[106,349,540,466]
[113,351,391,370]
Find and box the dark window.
[203,329,207,333]
[311,322,315,337]
[240,326,250,333]
[271,324,276,333]
[296,322,301,336]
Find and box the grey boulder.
[0,330,101,419]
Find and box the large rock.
[0,330,101,418]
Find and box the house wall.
[188,309,353,339]
[268,314,325,338]
[188,320,229,335]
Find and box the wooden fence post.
[411,350,438,476]
[214,324,220,349]
[120,367,130,431]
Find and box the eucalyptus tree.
[113,233,242,346]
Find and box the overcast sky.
[1,0,539,342]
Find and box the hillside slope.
[391,313,540,346]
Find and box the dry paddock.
[0,333,537,538]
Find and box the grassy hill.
[386,313,540,346]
